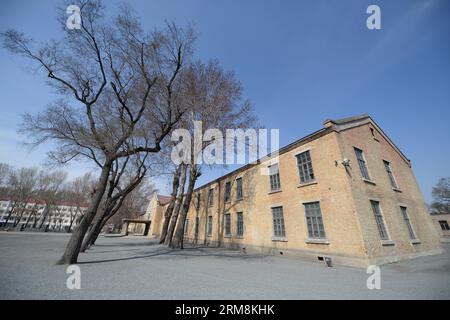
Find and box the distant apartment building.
[0,197,87,231]
[430,212,450,243]
[148,115,442,267]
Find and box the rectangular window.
[207,216,213,236]
[272,206,286,238]
[208,189,214,207]
[439,220,450,231]
[236,178,243,200]
[269,164,281,191]
[370,201,389,240]
[195,217,199,238]
[304,202,326,239]
[224,213,231,236]
[196,193,200,210]
[296,150,315,184]
[384,160,398,188]
[184,219,189,236]
[355,148,370,180]
[225,182,231,202]
[237,212,244,237]
[400,207,416,239]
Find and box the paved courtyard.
[0,232,449,299]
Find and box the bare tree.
[80,153,150,251]
[164,60,256,249]
[431,177,450,214]
[2,0,195,264]
[2,167,39,228]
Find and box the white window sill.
[363,178,376,186]
[410,239,421,245]
[297,181,318,188]
[224,235,231,238]
[305,238,330,245]
[392,187,402,193]
[268,189,282,195]
[272,237,288,242]
[381,240,395,246]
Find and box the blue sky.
[0,0,449,202]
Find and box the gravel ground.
[0,231,449,299]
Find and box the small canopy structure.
[121,218,151,236]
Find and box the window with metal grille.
[225,181,231,202]
[207,216,213,236]
[236,178,243,200]
[384,160,398,188]
[304,202,326,239]
[208,188,214,207]
[272,206,286,238]
[370,201,389,240]
[439,220,450,231]
[296,150,315,184]
[269,164,281,191]
[224,213,231,236]
[237,212,244,237]
[354,148,370,180]
[400,207,416,239]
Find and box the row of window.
[355,147,400,188]
[271,202,325,239]
[266,148,402,193]
[186,200,419,243]
[198,177,244,209]
[185,212,245,238]
[370,201,417,241]
[195,145,400,211]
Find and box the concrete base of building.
[440,237,450,243]
[186,238,445,268]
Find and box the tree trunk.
[159,164,182,243]
[38,205,50,229]
[3,200,17,227]
[165,164,187,246]
[170,165,198,249]
[57,159,113,265]
[80,204,108,252]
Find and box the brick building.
[149,115,442,267]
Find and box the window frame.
[224,213,231,237]
[271,206,286,238]
[354,147,371,181]
[236,212,244,237]
[383,160,398,189]
[268,163,281,192]
[400,206,416,240]
[208,188,214,207]
[370,200,390,241]
[207,215,213,236]
[224,181,231,203]
[295,150,315,184]
[304,201,326,239]
[236,177,243,200]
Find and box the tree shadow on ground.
[77,245,268,265]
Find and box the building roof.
[0,196,89,208]
[157,195,172,205]
[193,114,410,192]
